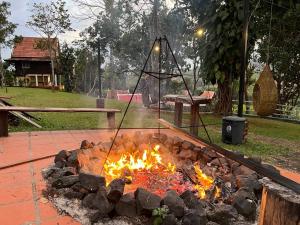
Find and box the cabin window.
[22,62,30,69]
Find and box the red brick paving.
[0,129,299,225]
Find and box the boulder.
[180,190,206,211]
[79,172,106,192]
[51,175,79,188]
[162,190,185,218]
[107,178,125,203]
[207,204,238,225]
[92,186,114,214]
[82,193,97,209]
[80,140,94,149]
[115,192,137,217]
[54,150,70,163]
[232,188,257,220]
[236,175,262,192]
[182,141,194,150]
[162,214,178,225]
[135,188,161,216]
[64,191,85,200]
[182,209,207,225]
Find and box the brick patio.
[0,130,299,225]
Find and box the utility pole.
[238,0,249,117]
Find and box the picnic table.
[162,94,212,135]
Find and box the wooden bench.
[0,106,121,137]
[162,95,212,136]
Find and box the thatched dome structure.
[253,65,278,116]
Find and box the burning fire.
[104,145,176,184]
[194,163,221,199]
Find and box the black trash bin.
[222,116,246,144]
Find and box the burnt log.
[258,178,300,225]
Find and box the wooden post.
[259,178,300,225]
[0,111,8,137]
[190,104,199,136]
[174,102,183,127]
[107,112,115,129]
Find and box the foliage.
[3,61,16,86]
[152,205,169,225]
[0,1,18,86]
[254,0,300,107]
[58,43,76,92]
[27,0,73,87]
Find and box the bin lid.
[223,116,246,122]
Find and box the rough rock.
[178,149,197,161]
[71,183,89,194]
[79,172,106,192]
[162,214,178,225]
[207,204,238,225]
[67,150,79,167]
[182,209,207,225]
[115,192,137,217]
[54,150,70,163]
[55,160,65,168]
[182,141,194,150]
[134,188,161,216]
[107,178,125,203]
[180,190,206,211]
[51,175,79,188]
[210,158,228,167]
[232,188,257,220]
[233,166,256,176]
[236,175,262,192]
[162,190,185,218]
[64,191,85,200]
[41,166,60,179]
[92,186,114,214]
[82,193,97,209]
[80,140,94,149]
[173,137,183,146]
[206,222,220,225]
[51,167,76,179]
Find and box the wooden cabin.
[6,37,60,87]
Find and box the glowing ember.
[103,145,176,185]
[193,163,221,199]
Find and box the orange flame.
[103,145,176,184]
[193,164,220,199]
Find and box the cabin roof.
[7,37,59,61]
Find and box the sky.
[3,0,92,59]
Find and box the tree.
[254,0,300,107]
[27,0,73,88]
[0,1,17,87]
[58,43,76,92]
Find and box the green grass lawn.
[1,87,300,171]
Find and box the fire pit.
[42,130,266,225]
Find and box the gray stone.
[107,178,125,203]
[182,141,194,150]
[51,175,79,188]
[182,209,208,225]
[207,204,238,225]
[54,150,70,163]
[51,167,76,179]
[82,193,97,209]
[236,175,262,192]
[180,190,206,211]
[134,188,161,216]
[71,182,89,194]
[67,150,79,167]
[115,192,137,217]
[162,214,178,225]
[79,172,106,192]
[232,188,257,220]
[80,140,94,149]
[41,166,60,179]
[233,166,256,176]
[54,160,65,168]
[64,191,85,200]
[92,186,114,214]
[210,158,228,167]
[162,190,185,218]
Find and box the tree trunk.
[0,49,4,88]
[215,76,232,114]
[244,81,250,114]
[48,36,56,89]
